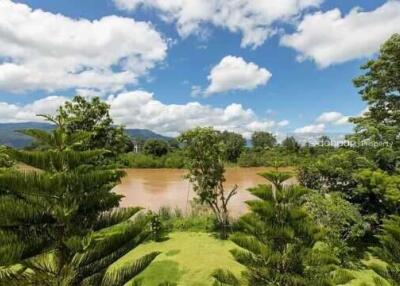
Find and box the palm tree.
[0,115,158,285]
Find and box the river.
[113,167,295,216]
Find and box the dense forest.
[0,34,399,285]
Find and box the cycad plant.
[0,114,158,285]
[214,172,337,286]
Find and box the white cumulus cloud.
[0,0,167,92]
[316,111,349,125]
[281,1,400,67]
[107,90,285,138]
[294,123,325,134]
[1,91,289,138]
[113,0,322,48]
[205,56,271,95]
[0,96,67,123]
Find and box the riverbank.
[113,167,297,216]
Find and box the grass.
[111,232,245,286]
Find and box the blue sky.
[0,0,398,137]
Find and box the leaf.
[100,252,160,286]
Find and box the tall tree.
[215,172,337,285]
[179,127,237,238]
[60,95,132,154]
[0,116,158,285]
[281,136,300,153]
[349,34,400,150]
[220,131,246,162]
[143,139,169,157]
[251,132,277,150]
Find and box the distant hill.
[0,122,171,148]
[125,129,171,141]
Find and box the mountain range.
[0,122,171,148]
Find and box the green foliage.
[281,136,301,153]
[60,95,133,154]
[118,152,185,169]
[179,127,237,238]
[297,150,373,195]
[229,173,337,286]
[143,139,169,157]
[305,192,366,264]
[297,164,324,190]
[370,215,400,284]
[349,34,400,151]
[151,214,163,242]
[353,170,400,224]
[319,136,332,146]
[375,148,400,174]
[0,119,157,285]
[251,131,277,150]
[156,206,216,233]
[220,131,246,163]
[0,147,13,168]
[237,149,265,167]
[259,171,293,190]
[238,147,311,168]
[212,269,240,286]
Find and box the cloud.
[205,56,271,95]
[0,0,167,92]
[295,110,353,134]
[113,0,322,48]
[277,120,290,127]
[281,1,400,67]
[316,111,349,125]
[294,123,325,134]
[107,90,286,138]
[0,96,67,123]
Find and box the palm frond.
[93,207,143,231]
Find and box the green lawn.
[111,232,245,286]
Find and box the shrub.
[143,139,169,157]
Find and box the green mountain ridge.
[0,122,171,148]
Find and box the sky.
[0,0,399,138]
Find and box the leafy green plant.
[223,172,338,286]
[0,116,158,285]
[179,127,237,239]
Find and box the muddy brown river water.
[113,167,295,216]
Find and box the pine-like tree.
[0,114,158,285]
[215,172,338,286]
[371,215,400,284]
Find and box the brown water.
[113,167,295,216]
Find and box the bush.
[143,139,169,157]
[118,152,185,168]
[237,150,264,167]
[164,151,186,168]
[0,147,13,168]
[156,206,216,233]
